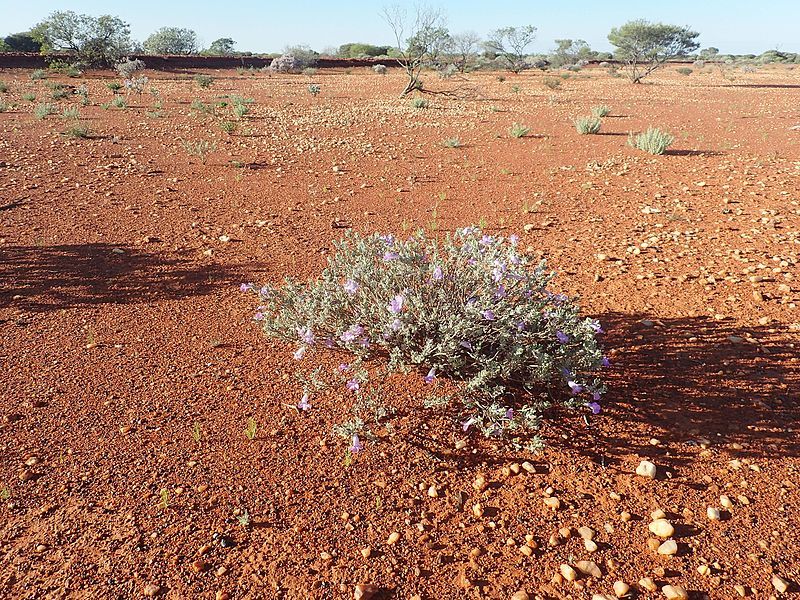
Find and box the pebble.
[143,584,162,597]
[190,560,208,573]
[639,578,658,592]
[560,564,578,582]
[361,547,371,559]
[578,526,595,540]
[472,503,484,518]
[521,461,536,473]
[636,460,657,478]
[620,512,632,522]
[772,575,789,593]
[519,545,533,556]
[734,584,747,597]
[697,564,711,576]
[662,584,689,599]
[473,475,487,491]
[320,551,332,560]
[215,592,229,600]
[613,581,631,598]
[657,540,678,555]
[543,497,561,510]
[707,507,721,521]
[353,584,379,600]
[584,539,598,552]
[511,591,530,600]
[575,560,602,578]
[720,495,733,508]
[649,519,675,538]
[386,531,400,545]
[427,485,438,497]
[650,509,666,520]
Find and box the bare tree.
[486,26,537,73]
[382,5,451,96]
[450,31,481,72]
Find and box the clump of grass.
[191,99,214,115]
[50,88,69,100]
[676,67,693,76]
[33,103,54,120]
[194,74,213,89]
[62,106,80,120]
[302,67,317,77]
[22,92,36,103]
[443,137,461,148]
[181,139,217,164]
[628,127,674,155]
[307,84,321,97]
[107,81,122,91]
[591,105,611,118]
[509,123,530,138]
[220,120,237,134]
[232,103,248,118]
[244,417,257,440]
[574,116,601,134]
[0,81,7,93]
[111,96,126,109]
[411,97,429,109]
[64,123,91,138]
[543,77,561,90]
[0,100,9,113]
[31,69,47,81]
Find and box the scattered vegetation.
[31,69,47,81]
[373,64,387,75]
[111,95,126,109]
[181,139,216,163]
[64,122,91,138]
[194,74,213,89]
[543,77,561,90]
[411,97,429,109]
[443,137,461,148]
[676,67,693,76]
[591,104,611,117]
[22,92,36,103]
[628,127,674,155]
[62,106,80,120]
[509,122,530,138]
[307,84,321,97]
[574,116,602,134]
[33,103,54,120]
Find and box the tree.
[698,46,719,60]
[608,20,700,83]
[31,11,131,66]
[382,4,451,96]
[208,38,236,55]
[550,39,592,67]
[4,32,42,53]
[449,31,481,72]
[338,43,391,58]
[143,27,198,55]
[485,26,537,73]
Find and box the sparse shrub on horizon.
[676,67,693,76]
[302,67,317,77]
[115,58,146,80]
[50,88,69,100]
[574,116,601,134]
[628,127,674,155]
[194,74,213,88]
[591,104,611,117]
[543,77,561,90]
[509,122,530,138]
[244,227,607,449]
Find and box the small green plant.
[509,122,530,138]
[411,97,429,109]
[574,116,601,134]
[232,103,248,118]
[244,417,257,440]
[107,81,122,91]
[22,92,36,103]
[31,69,47,81]
[443,137,461,148]
[194,74,213,88]
[676,67,693,76]
[192,422,201,442]
[511,85,521,94]
[33,103,54,120]
[591,104,611,118]
[111,96,127,109]
[157,488,169,510]
[307,84,321,97]
[236,509,251,527]
[220,120,237,134]
[62,106,80,120]
[181,139,217,164]
[191,99,214,115]
[50,88,69,100]
[64,123,91,138]
[628,127,674,155]
[543,77,561,90]
[0,81,7,93]
[0,101,8,113]
[100,102,111,110]
[0,486,10,500]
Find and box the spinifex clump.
[245,227,607,445]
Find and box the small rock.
[543,497,561,510]
[620,511,632,522]
[697,564,711,576]
[649,519,675,538]
[320,551,332,560]
[360,547,371,559]
[575,560,602,578]
[190,560,208,573]
[143,584,162,597]
[613,581,630,598]
[427,485,438,498]
[662,585,688,599]
[720,495,733,508]
[521,461,536,473]
[584,539,598,552]
[578,526,595,541]
[772,575,789,594]
[560,564,578,582]
[707,507,721,521]
[472,503,484,518]
[657,540,678,555]
[636,460,657,478]
[354,584,379,600]
[215,592,229,600]
[386,531,400,545]
[734,584,747,597]
[473,475,487,491]
[511,591,530,600]
[639,578,657,592]
[650,509,666,520]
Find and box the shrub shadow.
[0,243,241,312]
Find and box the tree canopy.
[608,20,700,82]
[31,11,131,66]
[4,32,42,53]
[207,38,236,55]
[143,27,198,55]
[485,26,537,73]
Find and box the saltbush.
[115,58,146,80]
[246,227,606,444]
[591,104,611,118]
[509,123,530,138]
[628,127,673,155]
[373,64,388,75]
[269,54,299,73]
[574,116,601,134]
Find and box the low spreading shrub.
[676,67,693,76]
[31,69,47,81]
[245,227,606,448]
[194,74,213,88]
[509,123,530,138]
[33,103,54,120]
[628,127,674,155]
[591,105,611,118]
[22,92,36,103]
[574,116,601,134]
[111,96,127,109]
[64,123,91,138]
[107,82,122,91]
[308,84,321,97]
[443,137,461,148]
[373,64,387,75]
[543,77,561,90]
[269,54,298,73]
[411,97,429,109]
[62,106,80,120]
[0,82,7,93]
[115,58,146,80]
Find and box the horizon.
[0,1,798,56]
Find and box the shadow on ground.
[0,243,240,312]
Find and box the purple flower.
[341,324,365,343]
[460,340,473,350]
[589,320,604,333]
[601,356,610,367]
[389,318,402,331]
[298,394,311,411]
[494,284,506,299]
[383,251,399,261]
[556,331,569,344]
[462,417,477,432]
[350,434,364,453]
[343,279,359,295]
[480,234,494,246]
[509,234,519,247]
[240,283,253,292]
[587,401,601,415]
[516,321,526,331]
[338,363,350,372]
[297,326,315,345]
[481,309,496,321]
[424,367,436,384]
[504,408,514,419]
[259,286,270,297]
[324,337,336,348]
[432,265,443,280]
[380,234,396,246]
[346,379,360,392]
[592,390,602,401]
[388,294,405,314]
[492,264,506,283]
[253,311,264,321]
[293,346,307,360]
[568,380,583,395]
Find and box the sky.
[1,0,798,56]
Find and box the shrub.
[0,82,7,93]
[302,67,318,77]
[509,123,530,138]
[676,67,693,75]
[373,64,388,75]
[31,69,47,81]
[191,99,213,114]
[269,54,299,73]
[0,101,8,113]
[22,93,36,103]
[64,122,91,138]
[574,116,601,134]
[62,106,80,120]
[232,102,249,118]
[194,74,213,88]
[543,77,561,90]
[692,60,705,69]
[220,120,236,134]
[124,76,149,94]
[411,97,429,109]
[181,139,216,163]
[33,103,54,119]
[116,58,146,79]
[628,127,673,155]
[443,137,462,148]
[591,104,611,117]
[50,88,69,100]
[307,84,321,97]
[246,227,606,444]
[107,81,122,91]
[111,95,127,108]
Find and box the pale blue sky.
[1,1,797,55]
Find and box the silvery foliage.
[115,58,146,80]
[124,76,149,94]
[252,227,605,438]
[269,54,298,73]
[373,64,388,75]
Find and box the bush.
[574,116,601,134]
[22,92,36,102]
[676,67,693,76]
[543,77,561,90]
[591,104,611,117]
[31,69,47,81]
[246,228,606,444]
[509,123,530,138]
[64,122,91,138]
[628,127,673,155]
[302,67,317,77]
[62,106,80,120]
[106,81,122,91]
[0,82,7,93]
[115,58,146,79]
[111,95,127,108]
[307,84,321,97]
[410,97,429,109]
[373,64,388,75]
[443,137,461,148]
[33,103,54,119]
[0,101,8,113]
[194,74,213,88]
[269,54,298,73]
[124,76,149,94]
